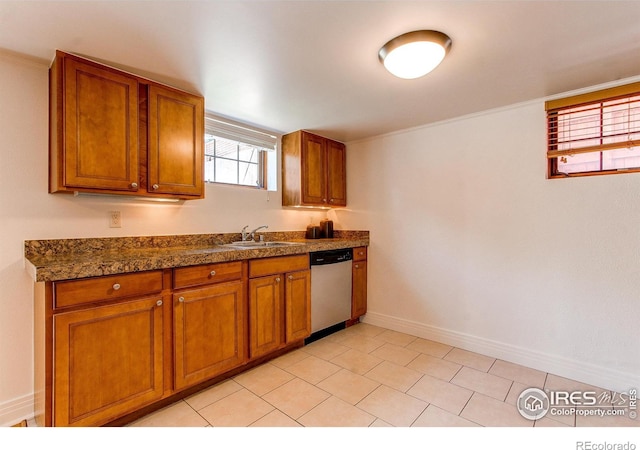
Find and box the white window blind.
[546,82,640,176]
[205,115,277,150]
[204,114,278,189]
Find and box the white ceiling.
[2,1,640,142]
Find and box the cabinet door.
[63,58,139,191]
[284,270,311,343]
[300,132,327,205]
[326,139,347,207]
[352,261,367,319]
[53,296,163,427]
[173,281,246,390]
[148,85,204,197]
[248,275,283,359]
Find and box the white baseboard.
[361,311,638,394]
[0,393,33,427]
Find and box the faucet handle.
[248,225,268,242]
[241,225,250,241]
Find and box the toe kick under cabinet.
[33,255,315,427]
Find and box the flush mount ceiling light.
[378,30,452,79]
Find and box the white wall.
[336,96,640,393]
[0,53,327,426]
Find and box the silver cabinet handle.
[275,277,281,283]
[112,283,121,291]
[288,275,294,281]
[178,297,185,303]
[130,182,138,189]
[152,184,159,190]
[156,300,163,306]
[209,270,216,277]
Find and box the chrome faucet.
[241,225,250,241]
[248,225,268,241]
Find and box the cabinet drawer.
[249,254,309,278]
[54,271,164,309]
[173,261,243,289]
[353,247,367,261]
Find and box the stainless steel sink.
[221,241,305,249]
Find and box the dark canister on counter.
[320,219,334,238]
[306,225,321,239]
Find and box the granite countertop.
[24,230,369,282]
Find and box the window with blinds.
[204,114,277,188]
[546,82,640,177]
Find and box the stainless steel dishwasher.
[307,248,353,343]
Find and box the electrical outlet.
[109,211,122,228]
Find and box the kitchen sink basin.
[221,241,305,249]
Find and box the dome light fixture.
[378,30,452,79]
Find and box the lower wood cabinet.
[173,280,246,390]
[37,270,167,427]
[284,270,312,343]
[248,255,311,359]
[53,295,164,427]
[35,248,364,427]
[248,275,283,358]
[352,246,368,320]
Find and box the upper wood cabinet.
[147,85,204,197]
[282,130,346,207]
[49,50,204,200]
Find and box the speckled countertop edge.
[24,231,369,282]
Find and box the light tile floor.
[127,323,639,428]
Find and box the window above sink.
[204,114,278,191]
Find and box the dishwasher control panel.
[310,248,353,266]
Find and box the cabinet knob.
[355,264,359,269]
[329,198,334,203]
[323,198,327,202]
[178,297,185,303]
[112,283,121,291]
[275,277,281,283]
[209,270,216,277]
[156,300,163,306]
[288,275,294,281]
[152,184,159,190]
[130,182,138,189]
